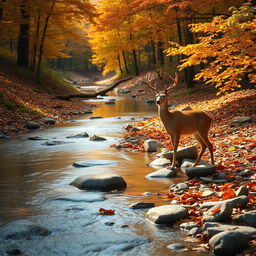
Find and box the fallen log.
[55,77,132,100]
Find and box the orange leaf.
[209,206,221,216]
[99,208,115,215]
[222,188,236,200]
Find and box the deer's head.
[144,72,178,106]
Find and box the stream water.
[0,86,208,256]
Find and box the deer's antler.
[144,73,159,94]
[165,72,179,93]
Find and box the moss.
[0,92,16,109]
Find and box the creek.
[0,84,207,256]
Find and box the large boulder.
[0,220,51,240]
[158,146,198,160]
[202,203,233,223]
[24,121,41,129]
[145,205,188,224]
[70,174,127,191]
[146,167,177,178]
[143,139,163,152]
[209,231,251,256]
[181,159,216,179]
[243,210,256,227]
[41,117,55,125]
[203,222,256,238]
[200,195,248,209]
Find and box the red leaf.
[99,208,115,215]
[222,188,236,200]
[209,206,221,216]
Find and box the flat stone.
[145,205,188,224]
[70,174,127,191]
[129,202,155,209]
[66,132,89,138]
[200,195,248,209]
[232,116,252,124]
[202,203,233,223]
[90,116,103,119]
[158,146,198,160]
[24,121,41,129]
[181,159,216,179]
[209,231,251,255]
[27,136,46,140]
[167,243,186,251]
[149,157,171,167]
[0,220,51,240]
[203,222,256,238]
[55,192,106,202]
[42,140,72,146]
[89,135,107,141]
[41,117,55,125]
[73,160,118,168]
[170,182,189,193]
[84,109,93,114]
[146,167,177,178]
[180,222,199,231]
[143,139,163,152]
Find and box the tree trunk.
[157,41,164,66]
[117,53,123,74]
[0,0,5,20]
[122,50,129,74]
[132,49,139,76]
[36,0,56,82]
[17,0,30,68]
[55,77,132,100]
[151,41,156,66]
[184,23,195,88]
[32,12,40,71]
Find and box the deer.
[144,72,214,169]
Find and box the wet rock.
[41,117,55,125]
[70,174,127,191]
[235,185,249,196]
[142,192,154,196]
[24,121,41,130]
[180,222,198,231]
[143,139,163,152]
[6,248,22,255]
[149,157,171,167]
[90,116,103,119]
[27,136,46,140]
[200,195,248,209]
[0,220,51,240]
[199,189,215,197]
[145,99,155,104]
[73,160,117,168]
[181,159,216,179]
[145,205,188,224]
[0,133,11,139]
[131,127,141,132]
[105,222,115,226]
[55,192,106,202]
[170,182,189,193]
[66,132,89,138]
[232,116,252,124]
[187,227,201,236]
[42,140,72,146]
[158,146,198,160]
[209,231,250,256]
[167,243,186,252]
[146,167,177,178]
[84,109,93,114]
[89,135,107,141]
[129,202,155,209]
[105,101,115,105]
[203,222,256,238]
[243,210,256,227]
[202,203,233,223]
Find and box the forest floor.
[0,60,100,135]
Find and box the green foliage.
[0,92,16,109]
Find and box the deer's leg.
[193,133,206,167]
[171,133,180,169]
[197,130,214,165]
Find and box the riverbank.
[0,60,98,135]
